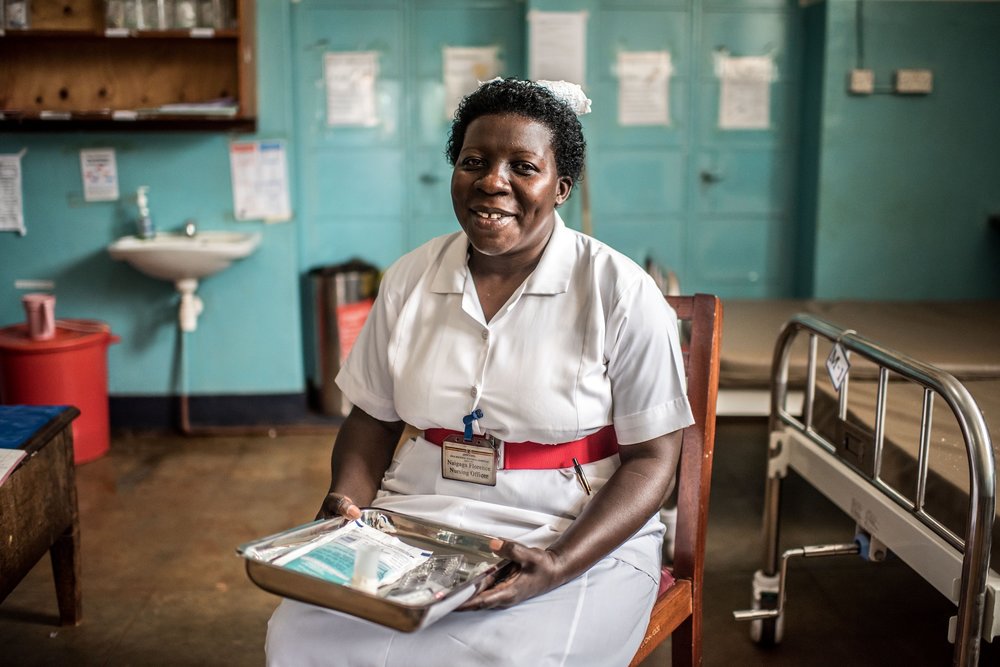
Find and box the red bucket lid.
[0,319,118,353]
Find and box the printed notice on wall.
[0,151,26,235]
[230,140,292,222]
[80,148,120,202]
[618,51,672,126]
[324,51,380,127]
[718,54,774,130]
[528,10,587,86]
[443,46,500,120]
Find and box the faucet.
[183,219,197,237]
[135,186,156,239]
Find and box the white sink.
[108,231,261,282]
[108,230,262,332]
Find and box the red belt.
[422,425,618,470]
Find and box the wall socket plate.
[848,68,874,95]
[894,69,933,94]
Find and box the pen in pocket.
[572,457,592,495]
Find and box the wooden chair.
[629,294,723,667]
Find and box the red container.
[0,319,119,464]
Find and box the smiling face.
[451,113,573,265]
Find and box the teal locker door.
[587,0,800,298]
[688,0,801,297]
[410,2,526,247]
[587,1,693,280]
[291,0,525,271]
[292,1,407,271]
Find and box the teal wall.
[1,0,997,406]
[0,0,303,397]
[806,0,1000,299]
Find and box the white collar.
[429,212,574,296]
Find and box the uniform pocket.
[381,436,440,496]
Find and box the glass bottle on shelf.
[121,0,141,29]
[174,0,197,28]
[138,0,156,28]
[105,0,127,29]
[5,0,31,29]
[151,0,172,29]
[197,0,222,29]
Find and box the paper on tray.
[273,520,431,589]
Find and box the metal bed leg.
[745,431,787,645]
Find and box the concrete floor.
[1,419,996,665]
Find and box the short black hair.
[445,78,586,185]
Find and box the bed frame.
[733,314,997,666]
[716,299,1000,418]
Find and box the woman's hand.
[316,492,363,521]
[457,539,566,611]
[457,431,684,612]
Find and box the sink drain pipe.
[175,327,339,437]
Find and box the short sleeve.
[606,275,694,444]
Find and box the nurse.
[266,78,694,666]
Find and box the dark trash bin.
[306,259,380,416]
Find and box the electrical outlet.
[14,279,56,290]
[848,69,874,95]
[894,69,933,94]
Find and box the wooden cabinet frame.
[0,0,256,130]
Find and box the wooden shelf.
[0,112,256,132]
[0,28,239,39]
[0,0,256,132]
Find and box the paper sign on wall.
[618,51,672,127]
[718,55,774,130]
[0,151,26,235]
[324,51,380,127]
[80,148,119,202]
[528,10,587,86]
[229,140,292,222]
[443,46,500,120]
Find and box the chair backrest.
[667,294,722,586]
[630,294,722,667]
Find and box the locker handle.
[700,169,723,184]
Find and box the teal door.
[689,0,800,297]
[586,0,801,298]
[291,0,526,272]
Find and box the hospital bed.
[731,312,998,666]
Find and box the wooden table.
[0,405,81,625]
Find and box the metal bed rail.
[764,314,995,667]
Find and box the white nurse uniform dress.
[266,214,694,667]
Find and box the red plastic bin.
[0,319,119,464]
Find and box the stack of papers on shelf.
[139,98,238,117]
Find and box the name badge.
[441,435,497,486]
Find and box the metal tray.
[237,508,510,632]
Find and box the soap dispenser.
[136,186,156,239]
